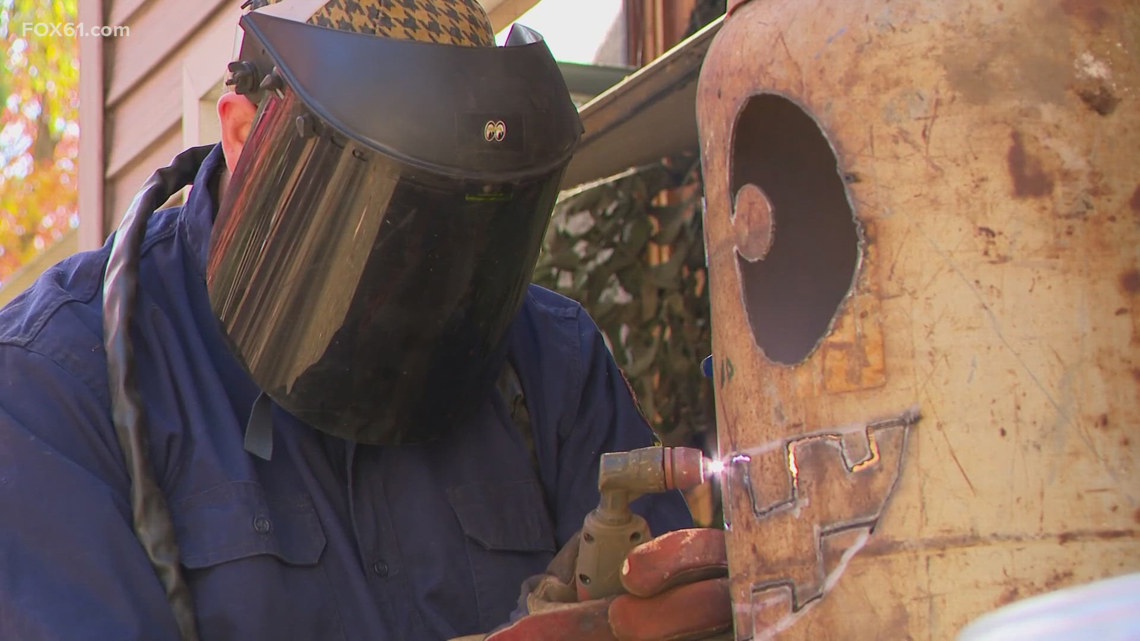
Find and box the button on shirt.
[0,145,692,641]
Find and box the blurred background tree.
[534,153,721,524]
[0,0,79,284]
[538,154,712,445]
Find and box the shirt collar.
[177,143,228,280]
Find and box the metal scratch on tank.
[721,406,920,519]
[722,406,920,462]
[753,529,872,641]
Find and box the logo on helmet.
[484,120,507,142]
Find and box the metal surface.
[698,0,1140,638]
[559,16,722,190]
[556,61,635,101]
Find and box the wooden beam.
[78,0,107,250]
[558,16,721,190]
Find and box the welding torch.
[575,446,716,600]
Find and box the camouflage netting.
[535,154,714,451]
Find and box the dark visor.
[207,13,581,445]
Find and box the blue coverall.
[0,145,692,640]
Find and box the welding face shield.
[207,12,581,445]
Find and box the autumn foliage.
[0,0,79,284]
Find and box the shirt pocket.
[447,480,558,631]
[172,481,344,641]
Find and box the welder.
[0,1,729,639]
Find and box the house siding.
[82,0,541,244]
[99,0,238,232]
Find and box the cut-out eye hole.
[729,94,861,365]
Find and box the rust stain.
[860,528,1140,557]
[1060,0,1110,30]
[821,272,887,393]
[996,586,1021,607]
[1120,269,1140,294]
[1043,569,1076,591]
[1007,132,1055,198]
[1058,529,1134,544]
[976,225,1012,263]
[1076,84,1120,116]
[1096,413,1109,429]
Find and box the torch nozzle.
[663,446,708,491]
[578,446,715,600]
[597,446,712,497]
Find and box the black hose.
[103,145,214,641]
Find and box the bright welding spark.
[704,457,727,478]
[701,453,751,481]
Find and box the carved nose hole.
[729,94,860,365]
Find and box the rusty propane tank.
[696,0,1139,639]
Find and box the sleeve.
[548,307,694,547]
[0,345,182,640]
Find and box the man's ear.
[217,92,258,173]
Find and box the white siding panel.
[105,3,239,179]
[106,125,182,231]
[108,0,149,31]
[106,0,230,107]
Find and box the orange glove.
[484,528,732,641]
